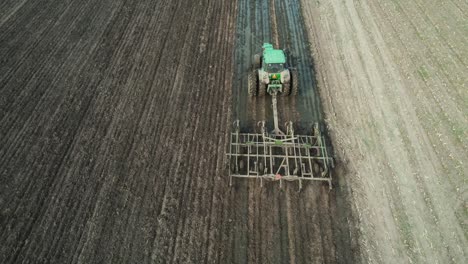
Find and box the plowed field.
[4,0,463,263]
[0,0,357,263]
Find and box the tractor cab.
[256,43,290,94]
[262,43,286,70]
[248,43,297,97]
[262,43,287,93]
[265,63,285,73]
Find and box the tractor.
[248,43,298,97]
[226,43,334,190]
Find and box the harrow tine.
[226,121,333,189]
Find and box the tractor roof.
[262,43,286,64]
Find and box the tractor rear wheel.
[248,70,258,96]
[258,81,267,97]
[291,69,299,96]
[253,54,261,68]
[282,82,290,96]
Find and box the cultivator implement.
[227,119,334,190]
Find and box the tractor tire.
[253,53,261,68]
[282,82,290,96]
[248,70,258,96]
[258,81,267,97]
[291,69,299,96]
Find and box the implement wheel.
[258,162,265,174]
[291,69,299,96]
[248,70,258,96]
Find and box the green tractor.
[248,43,298,97]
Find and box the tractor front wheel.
[291,69,299,96]
[248,70,258,96]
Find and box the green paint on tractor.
[261,43,287,94]
[270,73,281,79]
[262,43,286,64]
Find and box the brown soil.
[0,0,359,263]
[0,0,238,262]
[301,0,467,263]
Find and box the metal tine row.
[227,120,334,190]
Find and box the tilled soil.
[1,0,238,262]
[302,0,467,263]
[0,0,358,263]
[230,0,358,263]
